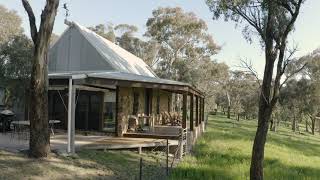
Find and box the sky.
[1,0,320,77]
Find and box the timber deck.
[82,137,179,150]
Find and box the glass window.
[133,92,139,115]
[0,88,4,106]
[103,90,116,132]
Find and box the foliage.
[89,23,159,67]
[88,23,116,42]
[0,35,33,107]
[145,7,220,81]
[229,71,259,119]
[0,5,23,45]
[0,5,31,107]
[206,0,305,178]
[278,49,320,134]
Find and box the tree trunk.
[250,104,273,180]
[22,0,59,158]
[269,118,274,131]
[237,114,239,121]
[318,118,320,134]
[292,114,296,132]
[226,91,231,119]
[250,18,276,178]
[305,120,308,132]
[311,117,315,135]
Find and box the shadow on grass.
[0,150,167,180]
[77,150,168,180]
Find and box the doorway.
[75,90,103,131]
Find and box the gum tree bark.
[22,0,59,158]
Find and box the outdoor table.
[49,120,61,135]
[11,120,61,135]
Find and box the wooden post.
[182,93,187,129]
[190,94,194,131]
[139,157,143,180]
[199,98,202,124]
[67,78,75,154]
[166,138,169,176]
[115,86,119,136]
[202,98,205,122]
[195,96,199,127]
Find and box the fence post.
[166,138,169,176]
[139,157,143,180]
[179,128,183,159]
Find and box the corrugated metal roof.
[48,22,202,95]
[88,72,189,86]
[48,71,188,86]
[49,21,157,77]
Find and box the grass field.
[0,149,167,180]
[1,114,320,179]
[170,113,320,180]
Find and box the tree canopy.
[0,5,23,45]
[145,7,220,81]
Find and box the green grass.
[170,113,320,180]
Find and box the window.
[156,92,160,114]
[144,89,152,115]
[103,91,116,132]
[0,88,4,106]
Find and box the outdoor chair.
[127,116,138,132]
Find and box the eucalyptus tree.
[22,0,59,158]
[90,23,159,67]
[197,60,230,112]
[0,5,24,82]
[230,71,259,120]
[206,0,305,179]
[300,49,320,134]
[0,35,33,107]
[114,24,160,67]
[145,7,220,81]
[0,5,23,45]
[89,23,116,42]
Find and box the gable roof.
[48,22,157,77]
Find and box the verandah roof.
[49,71,203,97]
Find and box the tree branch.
[239,59,261,87]
[280,62,307,89]
[21,0,38,44]
[238,59,269,105]
[233,7,265,42]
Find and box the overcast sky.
[1,0,319,77]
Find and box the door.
[75,90,103,131]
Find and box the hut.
[48,21,205,153]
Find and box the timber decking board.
[82,137,178,150]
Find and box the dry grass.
[0,149,168,180]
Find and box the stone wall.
[117,87,172,136]
[159,90,171,113]
[117,87,146,136]
[117,87,132,136]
